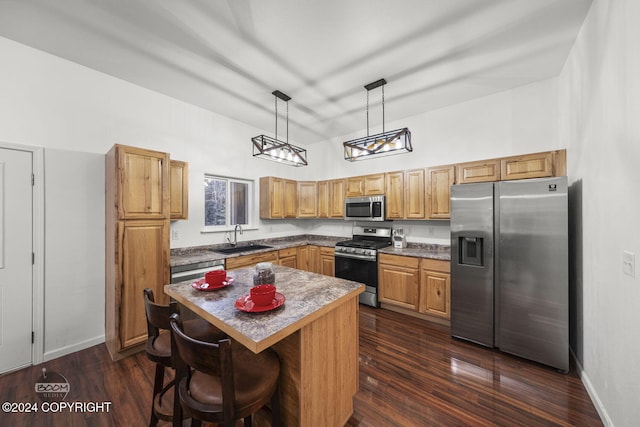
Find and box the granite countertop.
[171,234,450,267]
[379,243,451,260]
[165,265,364,353]
[170,234,346,267]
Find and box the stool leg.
[270,384,282,427]
[149,363,164,427]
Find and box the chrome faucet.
[227,224,243,246]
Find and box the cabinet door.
[317,181,329,218]
[500,151,554,180]
[278,247,298,269]
[283,179,298,218]
[329,179,345,218]
[319,247,335,277]
[364,174,385,195]
[297,246,309,271]
[308,245,321,274]
[426,165,454,219]
[385,171,404,219]
[419,270,450,319]
[170,160,189,220]
[404,169,426,219]
[119,219,169,349]
[378,262,420,310]
[297,181,318,218]
[456,159,500,184]
[345,176,364,197]
[118,145,169,219]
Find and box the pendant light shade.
[343,79,412,161]
[252,90,307,167]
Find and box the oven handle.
[334,252,376,262]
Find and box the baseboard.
[571,348,613,427]
[43,334,105,363]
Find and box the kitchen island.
[165,265,364,427]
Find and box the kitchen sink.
[210,244,273,255]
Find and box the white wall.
[558,0,640,425]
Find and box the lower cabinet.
[418,259,451,319]
[319,246,335,277]
[378,254,420,310]
[307,245,321,273]
[278,247,298,269]
[225,251,279,271]
[378,253,451,321]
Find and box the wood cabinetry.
[297,181,317,218]
[319,246,335,277]
[278,247,298,269]
[378,254,420,310]
[500,150,566,180]
[170,160,188,220]
[225,251,279,271]
[404,169,426,219]
[456,159,500,184]
[260,177,297,219]
[379,253,451,322]
[317,181,329,218]
[105,144,170,360]
[297,245,309,271]
[329,179,346,218]
[418,259,451,319]
[426,165,455,219]
[385,171,404,219]
[307,245,321,273]
[345,174,385,197]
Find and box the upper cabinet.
[260,176,297,219]
[259,149,566,221]
[385,171,404,219]
[317,179,346,219]
[500,150,565,180]
[114,145,170,220]
[404,169,426,219]
[426,165,455,220]
[297,181,318,218]
[456,159,500,184]
[170,160,189,220]
[345,173,385,197]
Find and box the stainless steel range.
[334,224,392,307]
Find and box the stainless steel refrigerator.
[450,177,568,371]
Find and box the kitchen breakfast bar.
[165,265,364,427]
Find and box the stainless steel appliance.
[450,177,569,371]
[170,259,225,284]
[335,223,392,307]
[344,195,385,221]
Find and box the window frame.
[202,174,255,233]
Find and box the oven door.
[334,253,379,306]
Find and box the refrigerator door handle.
[493,184,500,348]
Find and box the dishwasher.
[170,259,225,284]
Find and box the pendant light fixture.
[343,79,412,161]
[252,90,308,167]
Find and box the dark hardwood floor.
[0,306,602,426]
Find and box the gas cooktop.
[335,239,392,250]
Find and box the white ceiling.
[0,0,592,144]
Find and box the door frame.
[0,141,45,366]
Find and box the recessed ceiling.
[0,0,592,144]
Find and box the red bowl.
[205,270,226,286]
[250,284,276,306]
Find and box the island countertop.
[164,264,364,353]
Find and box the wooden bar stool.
[143,288,225,427]
[169,313,282,427]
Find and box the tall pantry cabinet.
[105,144,170,360]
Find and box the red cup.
[250,284,276,306]
[205,270,226,286]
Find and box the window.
[204,175,253,230]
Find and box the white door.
[0,148,33,373]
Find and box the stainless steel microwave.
[344,195,385,221]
